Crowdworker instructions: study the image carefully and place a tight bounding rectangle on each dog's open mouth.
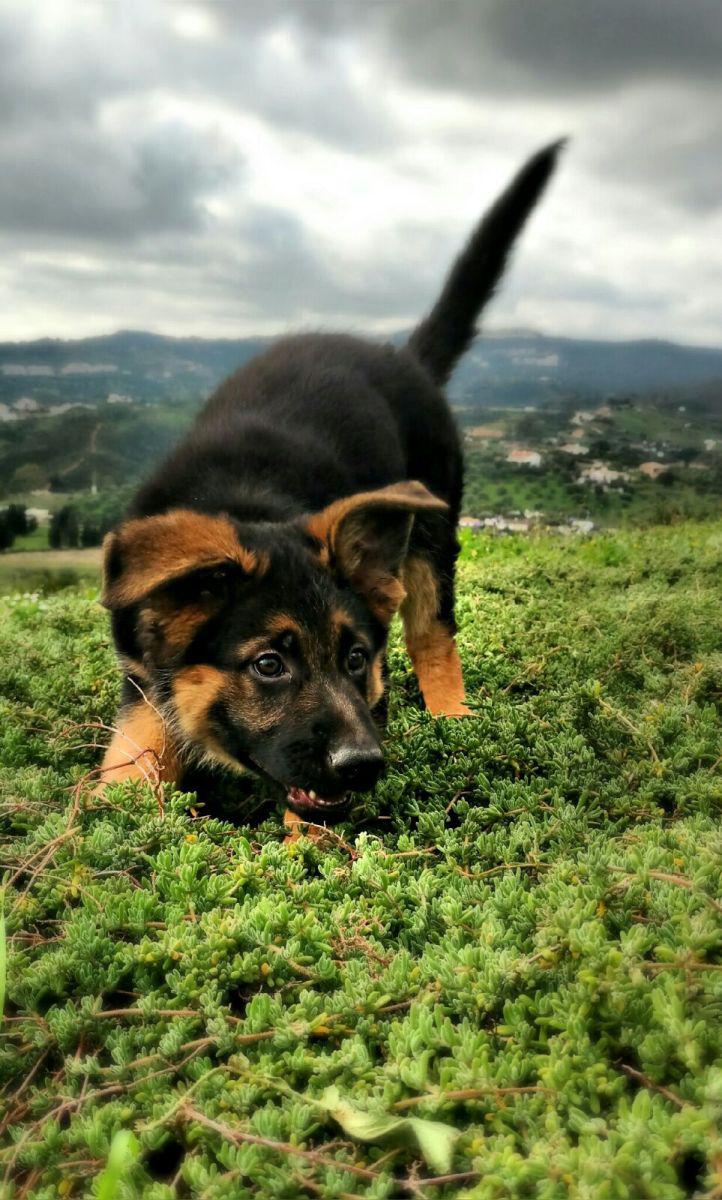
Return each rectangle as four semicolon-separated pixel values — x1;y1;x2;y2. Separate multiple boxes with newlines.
286;786;350;820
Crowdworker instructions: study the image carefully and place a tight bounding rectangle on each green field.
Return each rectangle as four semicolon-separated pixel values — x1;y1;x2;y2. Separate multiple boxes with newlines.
6;526;48;553
2;522;722;1197
0;548;102;596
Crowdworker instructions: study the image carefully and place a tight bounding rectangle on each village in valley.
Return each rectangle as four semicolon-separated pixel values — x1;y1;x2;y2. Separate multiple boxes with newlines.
458;394;722;533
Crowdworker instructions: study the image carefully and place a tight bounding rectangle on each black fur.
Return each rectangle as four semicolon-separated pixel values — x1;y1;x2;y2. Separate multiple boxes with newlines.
131;335;462;527
408;139;565;385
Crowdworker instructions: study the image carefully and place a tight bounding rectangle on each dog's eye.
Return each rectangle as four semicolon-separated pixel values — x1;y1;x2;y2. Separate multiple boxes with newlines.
253;653;286;679
346;645;368;675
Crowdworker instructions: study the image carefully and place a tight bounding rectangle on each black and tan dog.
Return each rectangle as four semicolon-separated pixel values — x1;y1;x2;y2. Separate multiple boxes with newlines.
100;142;562;823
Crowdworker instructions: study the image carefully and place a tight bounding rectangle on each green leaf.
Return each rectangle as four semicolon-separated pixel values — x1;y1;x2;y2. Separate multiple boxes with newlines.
95;1130;139;1200
317;1086;459;1174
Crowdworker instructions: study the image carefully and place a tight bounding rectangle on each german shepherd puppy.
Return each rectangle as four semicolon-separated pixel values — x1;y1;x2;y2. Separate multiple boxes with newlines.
100;142;562;823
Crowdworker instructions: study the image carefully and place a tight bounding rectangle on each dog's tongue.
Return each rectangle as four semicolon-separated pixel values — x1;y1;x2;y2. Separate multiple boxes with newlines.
287;786;348;815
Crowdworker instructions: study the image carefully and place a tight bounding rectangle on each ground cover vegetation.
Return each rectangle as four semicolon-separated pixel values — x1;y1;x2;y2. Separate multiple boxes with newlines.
1;521;721;1198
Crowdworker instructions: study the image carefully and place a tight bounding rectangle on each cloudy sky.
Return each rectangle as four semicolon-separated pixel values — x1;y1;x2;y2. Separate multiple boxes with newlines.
1;0;721;346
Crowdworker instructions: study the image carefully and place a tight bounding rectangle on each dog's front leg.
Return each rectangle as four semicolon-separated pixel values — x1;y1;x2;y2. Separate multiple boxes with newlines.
99;699;181;788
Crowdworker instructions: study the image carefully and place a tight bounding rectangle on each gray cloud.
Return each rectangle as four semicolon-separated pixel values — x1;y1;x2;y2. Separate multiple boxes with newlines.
0;0;719;345
0;118;242;239
0;2;398;152
585;80;722;215
335;0;722;96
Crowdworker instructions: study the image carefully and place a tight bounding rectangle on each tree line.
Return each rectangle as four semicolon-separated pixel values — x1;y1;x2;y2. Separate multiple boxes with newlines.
0;504;37;551
48;489;132;549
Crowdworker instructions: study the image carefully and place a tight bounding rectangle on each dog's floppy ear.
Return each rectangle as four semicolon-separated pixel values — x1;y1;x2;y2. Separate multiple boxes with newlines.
304;481;448;623
101;509;265;610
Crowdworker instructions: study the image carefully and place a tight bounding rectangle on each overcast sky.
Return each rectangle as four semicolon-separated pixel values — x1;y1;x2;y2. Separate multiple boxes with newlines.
1;0;721;346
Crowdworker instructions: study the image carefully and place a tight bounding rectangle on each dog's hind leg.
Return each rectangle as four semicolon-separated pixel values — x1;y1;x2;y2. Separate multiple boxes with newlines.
401;532;471;718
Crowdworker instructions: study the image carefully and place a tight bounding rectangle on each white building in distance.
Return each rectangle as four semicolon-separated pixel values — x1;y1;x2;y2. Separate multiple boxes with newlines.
579;461;630;485
506;447;542;468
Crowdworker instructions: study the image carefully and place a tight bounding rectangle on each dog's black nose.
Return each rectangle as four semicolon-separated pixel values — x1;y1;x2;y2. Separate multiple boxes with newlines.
327;745;384;792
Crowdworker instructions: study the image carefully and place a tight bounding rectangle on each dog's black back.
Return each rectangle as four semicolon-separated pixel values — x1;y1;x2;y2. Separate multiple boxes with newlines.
131;333;463;527
131;141;564;532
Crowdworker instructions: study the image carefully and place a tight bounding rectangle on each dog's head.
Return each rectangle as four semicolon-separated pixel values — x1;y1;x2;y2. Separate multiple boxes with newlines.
102;482;446;819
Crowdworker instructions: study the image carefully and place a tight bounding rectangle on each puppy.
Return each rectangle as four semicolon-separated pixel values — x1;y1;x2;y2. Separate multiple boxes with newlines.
99;142;562;823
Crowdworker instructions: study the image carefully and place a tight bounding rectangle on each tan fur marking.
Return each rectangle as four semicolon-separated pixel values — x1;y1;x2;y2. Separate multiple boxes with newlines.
282;808;330;846
172;663;285;770
308;537;330;568
330;606;359;645
401;556;440;642
365;570;407;625
330;606;348;632
401;555;471;717
265;614;303;637
283;807;305;843
140;597;215;655
172;664;248;771
406;623;471;716
330;566;405;628
100;701;181;787
173;664;226;740
102;509;266;608
305;481;447;545
230;678;285;736
369;650;386;709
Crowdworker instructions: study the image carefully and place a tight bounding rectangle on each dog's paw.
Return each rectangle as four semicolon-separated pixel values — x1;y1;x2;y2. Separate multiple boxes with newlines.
283;807;304;843
283;808;341;847
428;701;474;718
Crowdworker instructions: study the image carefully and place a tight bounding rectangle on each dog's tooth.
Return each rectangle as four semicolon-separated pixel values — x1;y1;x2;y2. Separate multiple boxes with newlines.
308;790;317;801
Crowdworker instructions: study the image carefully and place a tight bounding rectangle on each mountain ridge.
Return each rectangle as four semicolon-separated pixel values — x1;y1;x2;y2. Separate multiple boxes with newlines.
1;328;721;412
2;324;721;355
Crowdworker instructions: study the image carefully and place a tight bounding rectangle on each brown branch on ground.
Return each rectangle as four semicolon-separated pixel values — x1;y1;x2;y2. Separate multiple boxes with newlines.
179;1105;380;1182
393;1084;553;1111
607;865;722;915
618;1062;688;1109
179;1104;480;1195
455;861;550;880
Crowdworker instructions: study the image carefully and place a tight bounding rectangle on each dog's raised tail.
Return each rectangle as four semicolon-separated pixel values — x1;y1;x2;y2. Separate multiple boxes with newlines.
407;139;566;386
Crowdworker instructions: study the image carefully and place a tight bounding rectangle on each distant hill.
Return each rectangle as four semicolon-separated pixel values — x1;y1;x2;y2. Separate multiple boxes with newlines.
448;331;722;407
1;328;721;415
0;330;269;412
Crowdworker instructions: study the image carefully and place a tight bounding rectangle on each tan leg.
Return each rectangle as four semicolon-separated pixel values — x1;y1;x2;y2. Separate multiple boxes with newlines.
401;555;472;717
99;700;181;788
